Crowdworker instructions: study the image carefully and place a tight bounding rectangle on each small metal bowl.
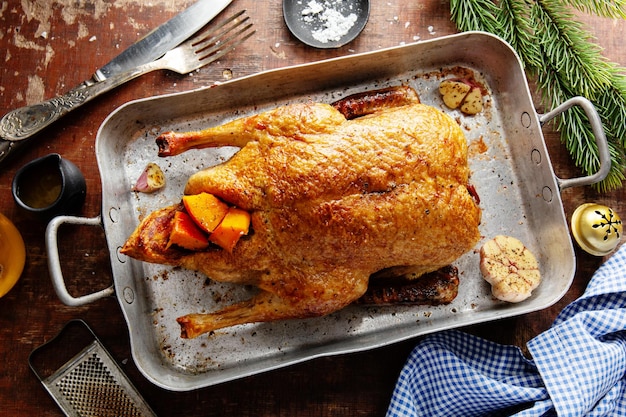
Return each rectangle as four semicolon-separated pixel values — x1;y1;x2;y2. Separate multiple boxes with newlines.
283;0;370;48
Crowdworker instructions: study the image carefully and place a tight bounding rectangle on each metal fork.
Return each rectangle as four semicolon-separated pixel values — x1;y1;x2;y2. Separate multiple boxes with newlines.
0;11;255;142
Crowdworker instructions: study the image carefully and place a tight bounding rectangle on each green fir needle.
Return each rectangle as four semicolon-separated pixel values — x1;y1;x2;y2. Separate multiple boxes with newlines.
449;0;626;192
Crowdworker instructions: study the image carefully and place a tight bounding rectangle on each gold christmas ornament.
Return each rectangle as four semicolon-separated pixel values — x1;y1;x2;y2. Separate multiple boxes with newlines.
571;203;622;256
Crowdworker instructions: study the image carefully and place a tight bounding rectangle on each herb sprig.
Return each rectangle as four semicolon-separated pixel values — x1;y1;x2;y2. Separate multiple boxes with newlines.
449;0;626;192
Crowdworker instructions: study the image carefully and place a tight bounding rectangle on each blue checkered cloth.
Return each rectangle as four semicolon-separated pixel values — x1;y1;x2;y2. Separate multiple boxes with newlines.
387;244;626;416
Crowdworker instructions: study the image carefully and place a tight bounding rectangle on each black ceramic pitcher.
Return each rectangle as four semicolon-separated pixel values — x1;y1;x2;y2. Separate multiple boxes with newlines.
12;153;86;219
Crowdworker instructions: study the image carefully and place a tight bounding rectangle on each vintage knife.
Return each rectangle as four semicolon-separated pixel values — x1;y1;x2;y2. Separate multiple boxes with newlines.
0;0;233;168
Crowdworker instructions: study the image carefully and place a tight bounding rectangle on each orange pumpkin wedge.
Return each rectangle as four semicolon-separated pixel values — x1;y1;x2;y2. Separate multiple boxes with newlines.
209;207;251;252
182;192;229;233
168;211;210;250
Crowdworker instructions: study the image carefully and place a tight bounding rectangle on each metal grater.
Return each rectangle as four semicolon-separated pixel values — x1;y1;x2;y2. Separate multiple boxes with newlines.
29;320;156;417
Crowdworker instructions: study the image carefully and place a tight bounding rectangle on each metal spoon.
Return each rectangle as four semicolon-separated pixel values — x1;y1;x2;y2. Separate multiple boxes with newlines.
283;0;370;48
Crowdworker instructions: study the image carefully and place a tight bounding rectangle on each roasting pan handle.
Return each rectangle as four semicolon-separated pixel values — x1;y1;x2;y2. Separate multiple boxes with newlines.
538;96;611;190
46;215;115;306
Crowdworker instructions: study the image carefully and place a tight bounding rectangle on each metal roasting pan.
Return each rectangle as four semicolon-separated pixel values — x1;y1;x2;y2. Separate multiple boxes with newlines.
46;32;610;391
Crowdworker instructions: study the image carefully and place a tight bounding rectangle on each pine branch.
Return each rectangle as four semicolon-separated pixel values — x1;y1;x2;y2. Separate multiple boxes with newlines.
528;1;626;192
557;0;626;18
530;0;613;99
599;71;626;149
498;0;543;69
449;0;501;33
448;0;626;192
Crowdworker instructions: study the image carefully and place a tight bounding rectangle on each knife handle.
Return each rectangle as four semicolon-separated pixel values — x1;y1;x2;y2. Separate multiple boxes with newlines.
0;62;155;141
0;83;97;142
0;65;153;169
0;77;127;143
0;84;100;169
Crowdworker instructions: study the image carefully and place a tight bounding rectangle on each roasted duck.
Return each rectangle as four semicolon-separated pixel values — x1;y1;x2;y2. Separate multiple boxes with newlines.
122;87;481;338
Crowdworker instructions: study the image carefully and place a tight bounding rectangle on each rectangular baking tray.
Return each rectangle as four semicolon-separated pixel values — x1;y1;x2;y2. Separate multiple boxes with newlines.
51;32;604;390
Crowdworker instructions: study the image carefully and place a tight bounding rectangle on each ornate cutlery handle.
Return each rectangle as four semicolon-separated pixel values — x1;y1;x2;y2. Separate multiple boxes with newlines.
0;66;147;142
0;65;153;168
0;84;94;141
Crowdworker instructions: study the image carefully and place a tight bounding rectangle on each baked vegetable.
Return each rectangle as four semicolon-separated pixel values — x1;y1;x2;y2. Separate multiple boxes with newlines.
460;87;483;115
479;235;541;303
167;211;209;251
208;207;251;252
133;162;166;193
182;192;229;233
439;80;471;109
439;78;483;115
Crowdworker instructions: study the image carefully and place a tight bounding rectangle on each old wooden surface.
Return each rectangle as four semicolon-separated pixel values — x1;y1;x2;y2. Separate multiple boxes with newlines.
1;1;625;415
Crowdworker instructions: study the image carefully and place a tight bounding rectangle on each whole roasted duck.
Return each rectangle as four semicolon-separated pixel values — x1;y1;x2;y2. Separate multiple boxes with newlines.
121;86;481;338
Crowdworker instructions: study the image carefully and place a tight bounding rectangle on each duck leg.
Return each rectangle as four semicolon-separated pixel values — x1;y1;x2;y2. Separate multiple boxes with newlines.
177;267;370;338
156;102;345;157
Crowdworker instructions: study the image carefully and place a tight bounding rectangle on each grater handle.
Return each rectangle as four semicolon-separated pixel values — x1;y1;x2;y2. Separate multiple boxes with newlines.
29;319;157;417
46;215;115;306
28;319;97;382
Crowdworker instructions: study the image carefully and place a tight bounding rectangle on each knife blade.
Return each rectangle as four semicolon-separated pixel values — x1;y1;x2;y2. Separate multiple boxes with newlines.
94;0;233;81
0;0;233;168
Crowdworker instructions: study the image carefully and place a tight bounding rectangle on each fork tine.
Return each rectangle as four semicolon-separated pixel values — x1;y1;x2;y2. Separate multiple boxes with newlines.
195;26;255;64
190;11;249;49
188;10;247;47
195;22;254;56
192;15;255;64
193;17;251;53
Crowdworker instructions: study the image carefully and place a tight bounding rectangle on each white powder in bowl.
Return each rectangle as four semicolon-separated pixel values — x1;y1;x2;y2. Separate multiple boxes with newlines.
301;0;358;44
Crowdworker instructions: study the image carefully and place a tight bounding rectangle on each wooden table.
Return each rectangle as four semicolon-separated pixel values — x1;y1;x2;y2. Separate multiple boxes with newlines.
1;1;624;415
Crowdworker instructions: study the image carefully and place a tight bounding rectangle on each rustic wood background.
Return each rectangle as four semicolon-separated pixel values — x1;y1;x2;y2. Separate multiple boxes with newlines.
1;1;625;415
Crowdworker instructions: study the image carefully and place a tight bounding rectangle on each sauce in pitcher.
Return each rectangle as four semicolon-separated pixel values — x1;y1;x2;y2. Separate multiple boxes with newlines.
14;156;63;209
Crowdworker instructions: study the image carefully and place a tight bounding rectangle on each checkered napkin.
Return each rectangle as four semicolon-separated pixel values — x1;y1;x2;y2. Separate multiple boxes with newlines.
386;244;626;417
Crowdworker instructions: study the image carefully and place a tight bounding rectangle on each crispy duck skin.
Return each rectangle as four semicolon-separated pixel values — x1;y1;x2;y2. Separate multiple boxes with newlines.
157;85;419;157
123;89;481;338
